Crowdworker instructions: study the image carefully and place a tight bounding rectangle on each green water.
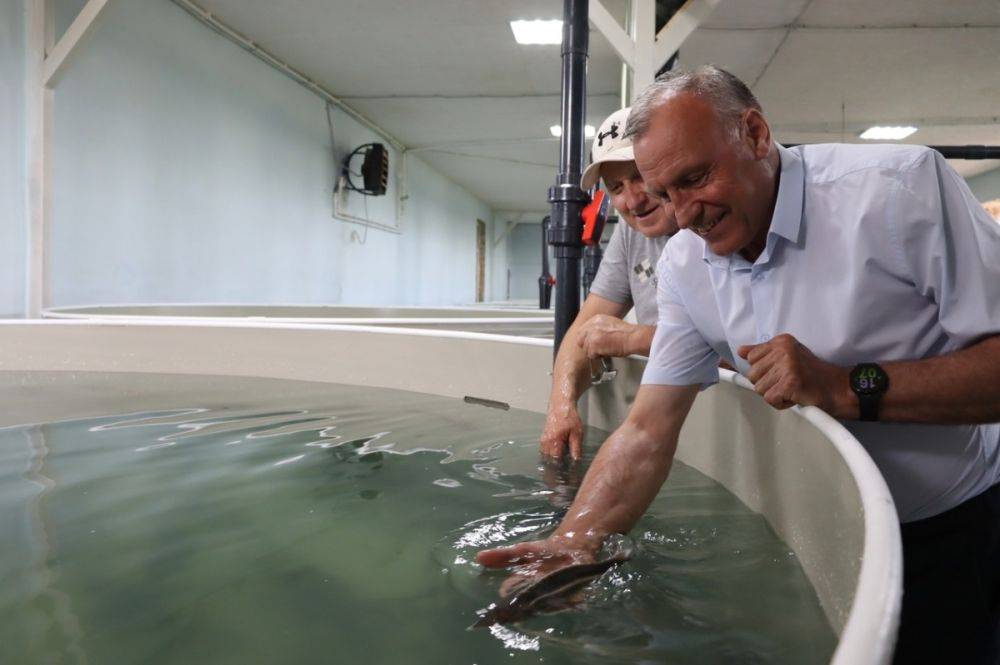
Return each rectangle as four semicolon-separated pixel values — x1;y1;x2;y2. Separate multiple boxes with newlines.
0;372;836;664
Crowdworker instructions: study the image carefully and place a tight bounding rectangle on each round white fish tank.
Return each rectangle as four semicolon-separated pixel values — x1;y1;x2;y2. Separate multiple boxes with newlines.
0;320;901;663
43;304;555;337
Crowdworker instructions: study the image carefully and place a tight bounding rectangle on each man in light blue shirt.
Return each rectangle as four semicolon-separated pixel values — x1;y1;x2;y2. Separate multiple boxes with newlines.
479;66;1000;664
641;133;1000;528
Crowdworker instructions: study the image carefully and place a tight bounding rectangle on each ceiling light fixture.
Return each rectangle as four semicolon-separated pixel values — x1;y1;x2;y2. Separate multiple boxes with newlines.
550;125;596;138
511;20;563;45
859;126;918;141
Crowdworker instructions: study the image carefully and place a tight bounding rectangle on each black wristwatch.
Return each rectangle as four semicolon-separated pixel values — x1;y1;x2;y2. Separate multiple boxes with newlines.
849;363;890;422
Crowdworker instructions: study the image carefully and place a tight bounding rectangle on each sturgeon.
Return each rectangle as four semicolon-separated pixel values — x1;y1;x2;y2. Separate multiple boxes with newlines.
471;552;630;628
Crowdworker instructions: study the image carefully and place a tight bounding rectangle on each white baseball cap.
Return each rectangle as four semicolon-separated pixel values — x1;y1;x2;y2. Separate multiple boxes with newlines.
580;107;633;190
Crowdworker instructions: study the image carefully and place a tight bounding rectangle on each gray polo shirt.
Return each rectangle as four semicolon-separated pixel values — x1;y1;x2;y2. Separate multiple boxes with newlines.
589;221;669;326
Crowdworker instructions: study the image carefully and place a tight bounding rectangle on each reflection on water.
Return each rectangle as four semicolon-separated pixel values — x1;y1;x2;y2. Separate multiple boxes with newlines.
0;373;835;664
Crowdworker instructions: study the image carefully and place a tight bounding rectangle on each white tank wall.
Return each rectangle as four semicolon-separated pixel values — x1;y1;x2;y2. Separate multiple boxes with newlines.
0;0;27;318
0;321;901;663
41;303;555;336
43;304;553;319
47;0;495;308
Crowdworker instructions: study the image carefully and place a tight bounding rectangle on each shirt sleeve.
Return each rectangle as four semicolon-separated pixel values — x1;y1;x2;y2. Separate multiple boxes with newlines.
890;150;1000;346
588;222;634;307
641;250;720;387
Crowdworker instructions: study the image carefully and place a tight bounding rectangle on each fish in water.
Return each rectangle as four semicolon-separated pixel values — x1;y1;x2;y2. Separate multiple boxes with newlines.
471;553;630;628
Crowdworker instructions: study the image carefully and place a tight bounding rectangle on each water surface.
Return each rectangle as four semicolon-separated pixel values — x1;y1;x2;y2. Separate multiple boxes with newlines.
0;372;835;664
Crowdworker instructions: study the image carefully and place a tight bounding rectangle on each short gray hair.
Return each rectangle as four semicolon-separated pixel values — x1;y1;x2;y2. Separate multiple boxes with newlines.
623;65;762;142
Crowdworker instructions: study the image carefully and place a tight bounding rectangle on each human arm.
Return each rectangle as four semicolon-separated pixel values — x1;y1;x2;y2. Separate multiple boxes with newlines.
541;293;632;460
487;243;717;587
480;383;700;583
737;150;1000;423
541;221;636;459
577;317;656;359
738;333;1000;423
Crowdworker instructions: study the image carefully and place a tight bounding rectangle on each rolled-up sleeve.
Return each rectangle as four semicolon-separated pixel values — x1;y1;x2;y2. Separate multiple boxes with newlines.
641;253;720;387
891;150;1000;347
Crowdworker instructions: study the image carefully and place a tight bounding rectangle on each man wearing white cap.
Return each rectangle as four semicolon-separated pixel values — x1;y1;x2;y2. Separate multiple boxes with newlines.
540;107;678;459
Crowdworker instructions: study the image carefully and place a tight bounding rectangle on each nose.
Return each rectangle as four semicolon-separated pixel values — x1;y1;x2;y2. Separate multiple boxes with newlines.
622;178;648;212
671;193;701;230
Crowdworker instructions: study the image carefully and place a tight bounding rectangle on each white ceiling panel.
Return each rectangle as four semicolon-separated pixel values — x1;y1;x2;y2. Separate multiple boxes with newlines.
417;151;554;213
183;0;1000;211
701;0;812;29
801;0;1000;27
196;0;623;97
678;27;788;88
752;28;1000;126
344;93;619;148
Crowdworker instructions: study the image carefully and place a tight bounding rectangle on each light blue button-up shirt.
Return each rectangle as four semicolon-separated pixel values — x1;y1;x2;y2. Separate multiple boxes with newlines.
642;142;1000;522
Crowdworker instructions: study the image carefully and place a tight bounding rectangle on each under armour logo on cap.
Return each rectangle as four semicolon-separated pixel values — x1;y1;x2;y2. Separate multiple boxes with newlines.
597;123;619;147
580;107;633;191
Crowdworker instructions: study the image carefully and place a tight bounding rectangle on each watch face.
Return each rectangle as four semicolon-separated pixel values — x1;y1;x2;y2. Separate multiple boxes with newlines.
851;363;888;395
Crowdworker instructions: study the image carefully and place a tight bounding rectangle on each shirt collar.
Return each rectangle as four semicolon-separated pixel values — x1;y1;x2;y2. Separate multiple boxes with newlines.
703;143;805;269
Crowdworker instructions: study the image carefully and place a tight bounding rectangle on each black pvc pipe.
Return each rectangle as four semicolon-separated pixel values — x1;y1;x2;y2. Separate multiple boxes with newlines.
784;144;1000;160
548;0;589;356
928;145;1000;160
582;244;603;298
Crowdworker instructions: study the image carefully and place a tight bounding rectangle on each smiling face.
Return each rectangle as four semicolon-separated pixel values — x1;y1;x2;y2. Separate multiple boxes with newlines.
601;160;678;239
632;92;779;261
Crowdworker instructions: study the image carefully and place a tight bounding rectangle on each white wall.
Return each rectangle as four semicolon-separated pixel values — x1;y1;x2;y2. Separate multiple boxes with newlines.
506;219;547;302
0;0;27;317
967;167;1000;203
48;0;493;307
500;212;618;306
489;212;514;302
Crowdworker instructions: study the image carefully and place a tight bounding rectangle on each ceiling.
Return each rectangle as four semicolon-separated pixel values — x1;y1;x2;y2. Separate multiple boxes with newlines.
191;0;1000;214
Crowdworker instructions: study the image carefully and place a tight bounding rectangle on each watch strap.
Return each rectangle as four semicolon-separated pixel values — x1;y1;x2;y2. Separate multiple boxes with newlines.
857;392;881;422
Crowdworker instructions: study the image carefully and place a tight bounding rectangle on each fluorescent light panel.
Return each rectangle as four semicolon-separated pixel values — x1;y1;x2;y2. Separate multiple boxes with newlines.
550;125;596;138
511;20;562;45
859;125;918;140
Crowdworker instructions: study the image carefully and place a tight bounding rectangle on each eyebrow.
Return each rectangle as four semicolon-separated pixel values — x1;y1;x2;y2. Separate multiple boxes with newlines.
674;162;712;183
652;161;713;197
647;184;668;200
605;166;642;190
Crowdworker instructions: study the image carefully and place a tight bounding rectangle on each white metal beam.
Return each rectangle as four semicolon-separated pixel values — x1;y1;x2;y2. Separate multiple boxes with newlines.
43;0;114;88
590;1;636;69
653;0;722;74
26;0;52;317
631;0;657;94
493;220;518;248
27;0;115;316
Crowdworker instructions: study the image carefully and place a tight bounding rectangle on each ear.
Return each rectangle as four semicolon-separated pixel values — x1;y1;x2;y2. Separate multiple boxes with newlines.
742;109;771;160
